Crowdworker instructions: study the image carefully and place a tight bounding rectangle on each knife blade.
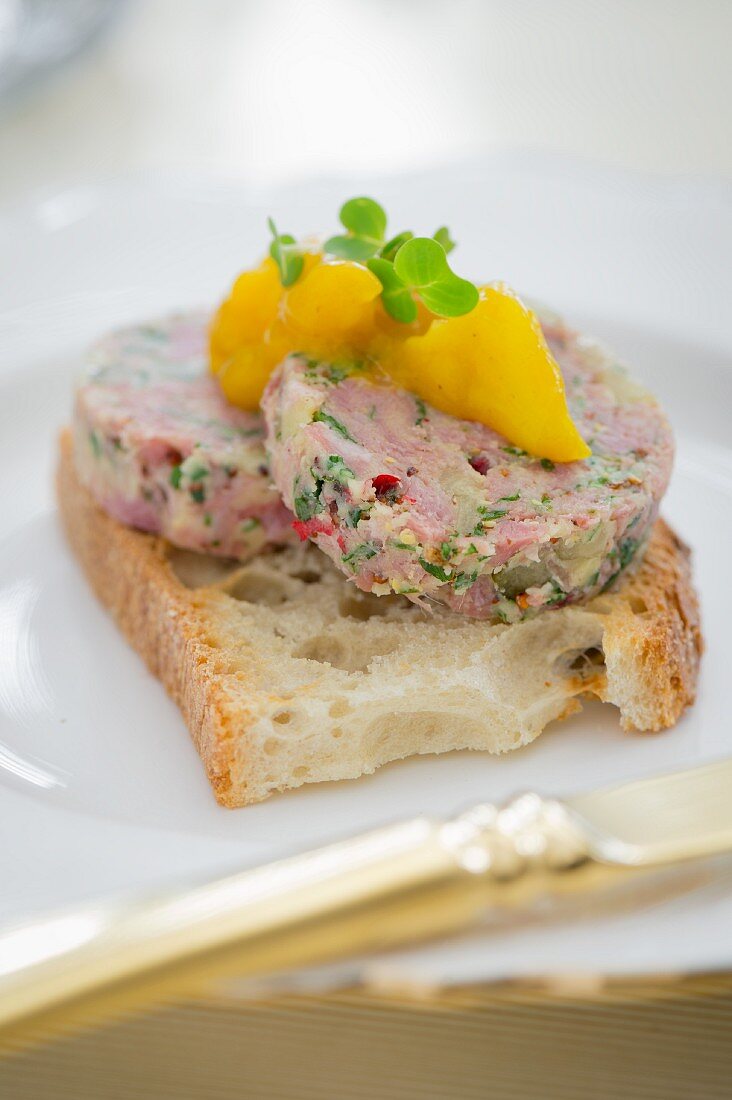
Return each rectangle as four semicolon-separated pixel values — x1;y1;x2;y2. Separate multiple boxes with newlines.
565;757;732;866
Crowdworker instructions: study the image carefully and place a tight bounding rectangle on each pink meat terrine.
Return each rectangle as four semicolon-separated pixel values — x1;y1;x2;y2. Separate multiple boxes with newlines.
73;312;294;559
261;317;674;621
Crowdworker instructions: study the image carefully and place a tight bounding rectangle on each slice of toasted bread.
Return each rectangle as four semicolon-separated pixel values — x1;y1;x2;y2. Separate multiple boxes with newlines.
57;431;702;807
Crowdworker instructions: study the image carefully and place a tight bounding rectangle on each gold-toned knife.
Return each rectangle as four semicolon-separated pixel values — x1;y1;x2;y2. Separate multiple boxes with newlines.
2;757;732;1047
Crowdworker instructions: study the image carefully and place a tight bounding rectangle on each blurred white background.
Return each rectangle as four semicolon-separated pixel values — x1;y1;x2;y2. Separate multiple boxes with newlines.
0;0;730;205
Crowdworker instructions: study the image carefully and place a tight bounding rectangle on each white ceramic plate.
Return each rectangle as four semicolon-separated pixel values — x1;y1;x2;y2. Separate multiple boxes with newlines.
1;156;731;985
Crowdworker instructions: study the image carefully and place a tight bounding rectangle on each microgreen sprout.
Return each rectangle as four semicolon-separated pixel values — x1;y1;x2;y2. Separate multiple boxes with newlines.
324;197;388;261
366;257;418;323
392;237;479;317
267;198;478;324
267;217;304;286
380;230;414;263
432;226;455;254
367;240;479;323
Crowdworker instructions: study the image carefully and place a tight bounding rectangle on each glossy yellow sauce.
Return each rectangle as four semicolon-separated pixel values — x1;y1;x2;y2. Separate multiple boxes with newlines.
209;253;590;462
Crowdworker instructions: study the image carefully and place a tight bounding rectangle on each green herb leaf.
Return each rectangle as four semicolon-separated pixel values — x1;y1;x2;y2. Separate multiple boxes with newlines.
432;226;455;254
478;507;508;522
540;457;555;471
619;537;638;570
324;364;349;384
414;397;428;425
324;454;355;483
420;277;478;317
268;217;304;287
419;557;451;582
339;197;387;242
323;235;382;262
342;541;379;567
169;466;183;489
294;487;323;521
393;237;478;318
472;506;507;534
380;230;414;262
324;197;387;261
546;584;567;606
393;236;447;286
312;409;356;442
453;569;478;592
366;257;418;323
346;506;368;528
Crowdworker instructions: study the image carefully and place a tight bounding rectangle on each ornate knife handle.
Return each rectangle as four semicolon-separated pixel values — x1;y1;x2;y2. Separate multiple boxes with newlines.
440;794;592;883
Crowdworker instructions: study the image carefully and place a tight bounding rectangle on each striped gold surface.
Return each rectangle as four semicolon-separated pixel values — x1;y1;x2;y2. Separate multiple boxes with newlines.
2;973;732;1099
